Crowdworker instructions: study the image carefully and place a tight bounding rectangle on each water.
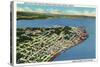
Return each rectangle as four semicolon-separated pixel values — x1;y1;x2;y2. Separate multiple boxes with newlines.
17;17;96;61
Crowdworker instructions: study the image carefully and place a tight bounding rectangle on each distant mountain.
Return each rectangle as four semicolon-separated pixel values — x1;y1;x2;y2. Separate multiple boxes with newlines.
17;11;96;20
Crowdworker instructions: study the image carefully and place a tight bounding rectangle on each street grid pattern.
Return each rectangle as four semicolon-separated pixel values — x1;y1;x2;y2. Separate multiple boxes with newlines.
16;27;88;63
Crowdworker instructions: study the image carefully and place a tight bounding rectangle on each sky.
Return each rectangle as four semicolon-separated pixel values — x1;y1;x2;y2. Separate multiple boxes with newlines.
17;2;96;16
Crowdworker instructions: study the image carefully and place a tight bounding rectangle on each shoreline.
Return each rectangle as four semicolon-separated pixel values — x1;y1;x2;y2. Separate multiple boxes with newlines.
48;31;88;61
17;11;96;20
16;26;88;63
48;39;87;61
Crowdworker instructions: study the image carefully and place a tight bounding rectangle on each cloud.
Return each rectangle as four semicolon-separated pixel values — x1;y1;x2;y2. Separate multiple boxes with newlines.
17;7;25;11
47;9;63;14
82;11;96;16
23;7;33;12
32;8;47;13
35;8;45;12
17;6;96;16
64;10;96;16
64;10;81;15
17;7;33;12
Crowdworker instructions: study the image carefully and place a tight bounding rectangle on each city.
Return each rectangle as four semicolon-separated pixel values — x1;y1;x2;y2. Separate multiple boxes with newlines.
16;26;88;63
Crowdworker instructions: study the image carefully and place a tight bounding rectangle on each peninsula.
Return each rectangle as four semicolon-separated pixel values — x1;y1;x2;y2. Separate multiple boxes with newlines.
16;26;88;63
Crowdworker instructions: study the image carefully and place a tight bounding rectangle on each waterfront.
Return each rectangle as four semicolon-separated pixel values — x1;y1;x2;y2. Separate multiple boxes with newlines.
53;18;96;61
17;17;96;62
